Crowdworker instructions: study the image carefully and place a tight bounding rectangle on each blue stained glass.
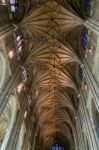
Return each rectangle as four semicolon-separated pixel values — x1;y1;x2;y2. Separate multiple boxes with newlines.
86;0;93;7
49;144;64;150
82;31;88;48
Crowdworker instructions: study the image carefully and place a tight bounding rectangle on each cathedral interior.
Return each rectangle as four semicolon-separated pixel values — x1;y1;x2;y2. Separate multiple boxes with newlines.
0;0;99;150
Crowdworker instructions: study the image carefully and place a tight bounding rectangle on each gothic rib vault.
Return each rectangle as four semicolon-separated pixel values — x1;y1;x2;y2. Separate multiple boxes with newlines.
18;0;84;149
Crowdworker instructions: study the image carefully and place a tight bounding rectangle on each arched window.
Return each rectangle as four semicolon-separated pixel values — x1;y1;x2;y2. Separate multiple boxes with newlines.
85;0;94;16
15;31;24;54
79;67;83;81
10;0;18;13
49;144;64;150
82;30;88;49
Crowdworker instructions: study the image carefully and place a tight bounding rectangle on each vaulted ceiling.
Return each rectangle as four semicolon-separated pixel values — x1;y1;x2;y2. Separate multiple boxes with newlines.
18;0;84;149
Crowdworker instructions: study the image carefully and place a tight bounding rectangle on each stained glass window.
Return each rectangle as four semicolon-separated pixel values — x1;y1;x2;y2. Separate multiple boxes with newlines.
49;144;64;150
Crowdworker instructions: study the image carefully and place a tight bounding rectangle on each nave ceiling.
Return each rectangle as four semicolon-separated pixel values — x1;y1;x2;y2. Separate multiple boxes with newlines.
18;0;84;149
